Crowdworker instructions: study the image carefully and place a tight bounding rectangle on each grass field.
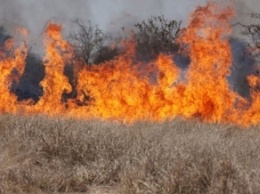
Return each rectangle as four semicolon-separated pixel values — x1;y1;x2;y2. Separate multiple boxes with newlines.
0;115;260;194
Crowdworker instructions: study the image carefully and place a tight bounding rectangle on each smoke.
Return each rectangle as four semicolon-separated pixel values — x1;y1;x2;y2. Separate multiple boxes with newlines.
88;0;208;33
0;0;259;37
0;0;92;50
0;0;209;40
235;0;260;20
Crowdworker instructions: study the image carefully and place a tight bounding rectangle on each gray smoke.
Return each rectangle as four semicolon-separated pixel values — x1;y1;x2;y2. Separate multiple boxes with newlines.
88;0;207;33
0;0;208;44
235;0;260;21
0;0;259;43
0;0;92;51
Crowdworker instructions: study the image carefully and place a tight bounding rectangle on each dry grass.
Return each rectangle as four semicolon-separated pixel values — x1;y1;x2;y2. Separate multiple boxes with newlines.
0;115;260;193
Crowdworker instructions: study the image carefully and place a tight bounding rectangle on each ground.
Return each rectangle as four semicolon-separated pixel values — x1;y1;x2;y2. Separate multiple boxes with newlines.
0;114;260;194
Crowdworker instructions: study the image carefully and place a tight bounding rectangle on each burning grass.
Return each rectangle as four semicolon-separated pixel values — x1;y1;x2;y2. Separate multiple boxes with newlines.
0;114;260;193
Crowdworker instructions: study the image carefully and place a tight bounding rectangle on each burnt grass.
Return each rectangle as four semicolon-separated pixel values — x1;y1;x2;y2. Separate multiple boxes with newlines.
0;115;260;193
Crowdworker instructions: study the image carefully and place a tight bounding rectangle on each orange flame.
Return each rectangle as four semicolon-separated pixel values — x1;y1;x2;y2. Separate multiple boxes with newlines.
0;31;27;113
177;3;237;122
32;23;72;115
1;3;260;127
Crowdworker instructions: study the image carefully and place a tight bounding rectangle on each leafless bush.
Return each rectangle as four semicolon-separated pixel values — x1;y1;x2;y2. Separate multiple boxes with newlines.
70;19;103;65
133;15;181;61
70;20;119;66
237;13;260;64
70;16;181;65
92;45;119;64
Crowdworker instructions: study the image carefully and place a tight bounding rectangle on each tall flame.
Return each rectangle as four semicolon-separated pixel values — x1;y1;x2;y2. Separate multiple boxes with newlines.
0;29;27;113
1;3;260;127
177;4;237;122
33;23;72;115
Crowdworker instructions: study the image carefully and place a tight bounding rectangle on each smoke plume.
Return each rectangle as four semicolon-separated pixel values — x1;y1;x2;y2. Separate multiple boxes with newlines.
0;0;208;40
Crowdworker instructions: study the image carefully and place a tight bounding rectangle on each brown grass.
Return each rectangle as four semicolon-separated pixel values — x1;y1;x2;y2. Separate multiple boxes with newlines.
0;114;260;193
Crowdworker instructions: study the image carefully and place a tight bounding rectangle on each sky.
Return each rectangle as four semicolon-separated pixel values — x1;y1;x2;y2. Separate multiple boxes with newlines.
0;0;259;47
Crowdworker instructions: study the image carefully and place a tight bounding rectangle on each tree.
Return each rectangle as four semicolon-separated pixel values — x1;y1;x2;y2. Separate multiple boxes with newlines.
232;13;260;95
133;15;181;61
237;13;260;64
70;19;104;66
70;19;118;66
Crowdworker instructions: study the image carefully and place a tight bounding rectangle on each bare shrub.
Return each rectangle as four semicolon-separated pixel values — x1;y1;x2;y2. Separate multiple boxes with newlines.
70;20;118;66
133;15;181;61
92;45;119;64
70;16;181;65
70;19;104;66
236;13;260;64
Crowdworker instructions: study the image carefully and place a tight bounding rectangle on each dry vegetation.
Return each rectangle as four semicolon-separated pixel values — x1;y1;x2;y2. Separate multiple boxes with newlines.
0;115;260;193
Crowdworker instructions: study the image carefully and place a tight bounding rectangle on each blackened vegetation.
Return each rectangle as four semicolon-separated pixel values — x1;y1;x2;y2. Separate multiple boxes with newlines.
70;19;119;66
15;53;44;102
239;13;260;64
70;20;103;65
62;63;78;103
0;26;44;102
233;13;260;96
133;16;181;62
93;45;119;64
0;26;11;46
70;16;182;66
228;38;256;98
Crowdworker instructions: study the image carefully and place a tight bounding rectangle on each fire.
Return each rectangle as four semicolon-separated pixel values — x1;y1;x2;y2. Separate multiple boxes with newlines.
0;31;27;113
177;3;237;122
32;23;72;115
1;3;260;126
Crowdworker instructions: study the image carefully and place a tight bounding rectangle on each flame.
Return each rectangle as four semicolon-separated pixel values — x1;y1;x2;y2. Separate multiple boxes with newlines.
1;3;260;127
32;23;72;115
177;3;237;122
0;31;27;113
